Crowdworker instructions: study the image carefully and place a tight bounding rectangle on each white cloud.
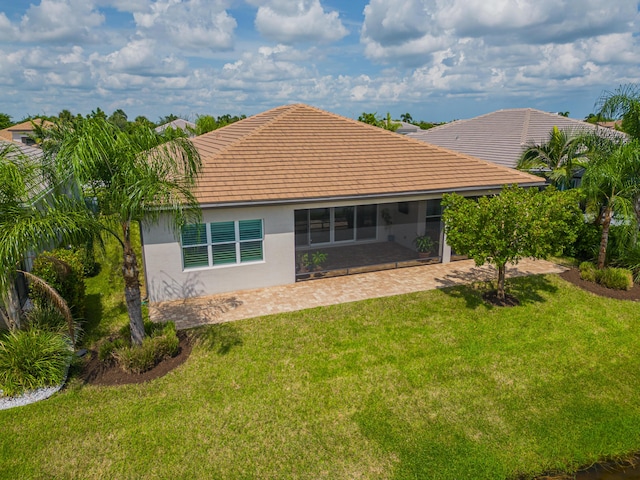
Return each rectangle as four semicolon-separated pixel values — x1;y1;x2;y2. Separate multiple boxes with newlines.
255;0;348;44
361;0;640;66
19;0;104;43
132;0;237;52
1;0;640;124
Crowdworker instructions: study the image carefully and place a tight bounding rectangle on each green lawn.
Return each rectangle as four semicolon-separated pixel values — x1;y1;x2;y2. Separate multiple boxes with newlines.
2;273;640;479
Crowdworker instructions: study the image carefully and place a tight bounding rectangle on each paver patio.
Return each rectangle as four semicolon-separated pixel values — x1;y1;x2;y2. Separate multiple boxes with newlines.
149;258;567;330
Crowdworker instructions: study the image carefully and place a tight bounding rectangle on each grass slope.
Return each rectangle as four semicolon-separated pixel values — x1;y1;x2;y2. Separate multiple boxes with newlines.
1;274;640;479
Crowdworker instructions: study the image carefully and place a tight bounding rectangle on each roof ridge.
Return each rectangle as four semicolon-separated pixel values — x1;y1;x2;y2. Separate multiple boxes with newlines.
194;104;301;158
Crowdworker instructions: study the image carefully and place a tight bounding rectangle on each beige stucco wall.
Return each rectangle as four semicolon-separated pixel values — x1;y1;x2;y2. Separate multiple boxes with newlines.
142;204;295;302
142;189;496;302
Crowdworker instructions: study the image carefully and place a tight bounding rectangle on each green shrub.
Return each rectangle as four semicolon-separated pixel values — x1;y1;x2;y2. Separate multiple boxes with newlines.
0;328;72;397
613;243;640;283
598;267;633;291
97;337;127;363
579;261;597;282
567;222;601;261
111;322;180;374
31;248;86;319
24;305;80;340
79;237;100;277
113;341;158;374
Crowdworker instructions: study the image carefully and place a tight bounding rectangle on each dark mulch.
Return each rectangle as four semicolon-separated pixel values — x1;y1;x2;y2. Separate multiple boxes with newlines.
79;331;193;387
559;268;640;301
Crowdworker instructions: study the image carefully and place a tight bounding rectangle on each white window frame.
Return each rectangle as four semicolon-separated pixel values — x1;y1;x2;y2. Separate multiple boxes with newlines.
181;219;264;270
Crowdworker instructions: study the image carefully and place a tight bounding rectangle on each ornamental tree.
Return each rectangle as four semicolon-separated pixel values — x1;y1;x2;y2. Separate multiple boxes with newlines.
442;185;582;301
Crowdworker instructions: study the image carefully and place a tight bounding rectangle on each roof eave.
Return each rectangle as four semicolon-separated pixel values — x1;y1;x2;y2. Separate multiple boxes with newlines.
196;181;546;209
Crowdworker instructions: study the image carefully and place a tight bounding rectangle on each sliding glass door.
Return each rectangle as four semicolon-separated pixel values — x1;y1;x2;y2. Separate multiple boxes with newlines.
295;204;377;247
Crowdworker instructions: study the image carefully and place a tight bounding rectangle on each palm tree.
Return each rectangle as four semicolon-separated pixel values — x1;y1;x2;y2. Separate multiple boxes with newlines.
517;126;586;190
44;117;202;345
581;139;640;269
0;142;93;331
596;84;640;140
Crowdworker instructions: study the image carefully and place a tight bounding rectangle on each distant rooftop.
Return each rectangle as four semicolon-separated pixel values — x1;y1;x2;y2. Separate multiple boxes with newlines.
155;119;196;136
0;119;53;144
407;108;626;169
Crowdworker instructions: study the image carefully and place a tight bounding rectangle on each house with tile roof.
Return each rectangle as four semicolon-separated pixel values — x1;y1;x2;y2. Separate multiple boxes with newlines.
141;104;545;302
0;119;53;146
407;108;626;169
155;119;196;137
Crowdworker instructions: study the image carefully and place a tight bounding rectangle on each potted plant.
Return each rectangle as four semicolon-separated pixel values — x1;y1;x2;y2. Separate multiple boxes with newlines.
413;235;435;258
311;251;328;276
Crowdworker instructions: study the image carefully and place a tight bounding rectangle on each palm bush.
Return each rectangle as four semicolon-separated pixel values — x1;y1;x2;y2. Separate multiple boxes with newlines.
24;304;81;339
579;261;633;290
0;328;72;397
30;248;86;319
579;261;597;282
598;267;634;290
108;322;180;374
613;242;640;282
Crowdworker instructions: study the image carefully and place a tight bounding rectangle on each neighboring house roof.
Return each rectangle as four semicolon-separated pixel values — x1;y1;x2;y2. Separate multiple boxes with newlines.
407;108;626;169
155;119;196;135
0;119;53;143
395;121;421;135
596;120;623;130
0;139;48;200
190;104;544;206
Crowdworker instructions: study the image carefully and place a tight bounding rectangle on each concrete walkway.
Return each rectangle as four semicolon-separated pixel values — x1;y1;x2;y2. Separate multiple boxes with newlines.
149;259;567;330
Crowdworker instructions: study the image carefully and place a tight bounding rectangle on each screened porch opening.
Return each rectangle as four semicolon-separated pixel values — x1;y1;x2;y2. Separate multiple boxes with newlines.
294;201;442;280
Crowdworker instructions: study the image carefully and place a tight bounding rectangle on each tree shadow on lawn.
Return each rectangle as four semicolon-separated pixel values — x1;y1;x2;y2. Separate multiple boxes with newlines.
82;293;128;345
190;322;243;355
438;274;559;310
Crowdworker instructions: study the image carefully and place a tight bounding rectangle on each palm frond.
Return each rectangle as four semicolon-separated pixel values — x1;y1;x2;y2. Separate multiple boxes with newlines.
20;270;76;346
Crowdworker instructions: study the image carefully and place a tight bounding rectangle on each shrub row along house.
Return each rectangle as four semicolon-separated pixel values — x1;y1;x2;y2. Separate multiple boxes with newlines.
141;104;545;302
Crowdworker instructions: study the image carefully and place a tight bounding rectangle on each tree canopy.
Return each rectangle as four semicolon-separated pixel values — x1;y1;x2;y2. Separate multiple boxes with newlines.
442;185;582;300
357;112;400;131
40;117;202;344
0;113;12;130
517;126;587;190
0;142;96;329
581;138;640;268
596;84;640;140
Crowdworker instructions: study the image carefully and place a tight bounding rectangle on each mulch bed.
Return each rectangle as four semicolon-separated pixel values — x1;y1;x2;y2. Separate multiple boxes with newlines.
79;331;192;387
559;267;640;301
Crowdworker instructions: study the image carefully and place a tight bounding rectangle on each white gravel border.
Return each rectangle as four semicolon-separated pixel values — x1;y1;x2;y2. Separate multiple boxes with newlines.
0;362;71;411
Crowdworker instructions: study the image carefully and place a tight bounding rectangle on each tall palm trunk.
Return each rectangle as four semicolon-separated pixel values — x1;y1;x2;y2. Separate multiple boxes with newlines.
597;207;613;269
122;224;145;346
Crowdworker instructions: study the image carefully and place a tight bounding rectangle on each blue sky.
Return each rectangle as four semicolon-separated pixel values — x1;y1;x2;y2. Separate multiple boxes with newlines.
1;0;639;124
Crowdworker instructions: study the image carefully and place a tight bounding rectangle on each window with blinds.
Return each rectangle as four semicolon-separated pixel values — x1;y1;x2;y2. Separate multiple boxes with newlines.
181;219;264;269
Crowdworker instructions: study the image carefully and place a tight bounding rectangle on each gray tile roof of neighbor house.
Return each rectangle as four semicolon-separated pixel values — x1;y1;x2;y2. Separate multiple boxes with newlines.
155;119;196;136
1;139;49;201
407;108;627;169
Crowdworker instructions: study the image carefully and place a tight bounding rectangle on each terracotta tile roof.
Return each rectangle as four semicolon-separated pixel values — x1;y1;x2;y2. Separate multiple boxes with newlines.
0;119;53;142
191;104;545;205
407;108;627;169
